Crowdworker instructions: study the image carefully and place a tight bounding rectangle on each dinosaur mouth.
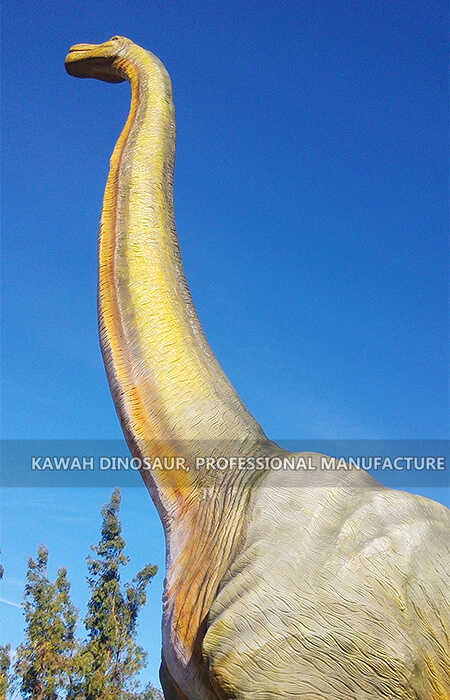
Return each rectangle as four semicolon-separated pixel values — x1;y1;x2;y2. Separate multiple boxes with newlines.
65;44;125;83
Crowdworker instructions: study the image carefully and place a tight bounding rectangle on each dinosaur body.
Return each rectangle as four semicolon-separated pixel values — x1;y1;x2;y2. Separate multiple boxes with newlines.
205;464;449;699
65;37;449;699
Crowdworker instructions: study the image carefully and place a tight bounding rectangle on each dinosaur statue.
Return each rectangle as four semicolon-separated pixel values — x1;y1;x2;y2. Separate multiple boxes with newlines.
65;36;449;699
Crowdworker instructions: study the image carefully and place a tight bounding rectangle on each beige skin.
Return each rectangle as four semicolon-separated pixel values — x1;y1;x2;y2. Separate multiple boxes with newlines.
65;37;449;699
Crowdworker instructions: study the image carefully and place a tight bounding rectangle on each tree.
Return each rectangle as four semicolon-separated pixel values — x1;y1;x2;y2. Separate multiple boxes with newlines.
75;488;157;699
0;643;11;699
0;548;11;700
140;682;164;699
0;558;11;699
14;545;78;699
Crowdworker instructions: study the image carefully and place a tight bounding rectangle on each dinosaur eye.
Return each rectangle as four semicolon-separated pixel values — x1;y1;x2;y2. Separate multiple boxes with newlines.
110;36;121;41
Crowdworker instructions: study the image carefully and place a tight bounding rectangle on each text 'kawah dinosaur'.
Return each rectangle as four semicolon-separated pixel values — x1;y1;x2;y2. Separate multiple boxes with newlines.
65;36;449;699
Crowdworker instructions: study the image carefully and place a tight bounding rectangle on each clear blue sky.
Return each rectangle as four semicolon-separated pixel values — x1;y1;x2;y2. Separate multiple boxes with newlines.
2;0;448;691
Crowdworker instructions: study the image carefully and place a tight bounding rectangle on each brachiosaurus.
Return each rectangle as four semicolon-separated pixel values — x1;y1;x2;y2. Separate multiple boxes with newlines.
65;36;449;699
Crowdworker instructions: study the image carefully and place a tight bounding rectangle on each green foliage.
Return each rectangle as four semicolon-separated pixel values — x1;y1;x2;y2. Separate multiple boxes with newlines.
0;643;11;698
73;488;158;699
3;490;159;699
14;545;78;699
136;682;164;699
0;552;11;698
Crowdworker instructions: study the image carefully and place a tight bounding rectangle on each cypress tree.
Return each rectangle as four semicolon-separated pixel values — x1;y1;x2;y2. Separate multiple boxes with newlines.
0;643;11;699
0;559;11;699
14;545;78;699
76;488;157;699
140;682;164;699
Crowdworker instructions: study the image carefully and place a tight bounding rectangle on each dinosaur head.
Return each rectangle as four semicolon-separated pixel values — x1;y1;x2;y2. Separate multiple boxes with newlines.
64;36;133;83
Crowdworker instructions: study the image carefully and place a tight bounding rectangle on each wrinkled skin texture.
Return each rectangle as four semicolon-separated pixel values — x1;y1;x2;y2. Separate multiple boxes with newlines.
65;37;450;699
206;464;449;699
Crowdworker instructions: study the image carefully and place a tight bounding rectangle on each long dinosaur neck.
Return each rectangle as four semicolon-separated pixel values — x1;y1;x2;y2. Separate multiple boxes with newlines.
98;47;268;521
93;45;285;677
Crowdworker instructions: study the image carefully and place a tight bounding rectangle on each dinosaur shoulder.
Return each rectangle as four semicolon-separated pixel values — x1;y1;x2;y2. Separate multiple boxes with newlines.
203;471;450;698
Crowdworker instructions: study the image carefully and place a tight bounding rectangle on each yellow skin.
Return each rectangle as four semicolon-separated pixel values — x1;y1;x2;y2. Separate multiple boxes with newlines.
65;37;449;699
